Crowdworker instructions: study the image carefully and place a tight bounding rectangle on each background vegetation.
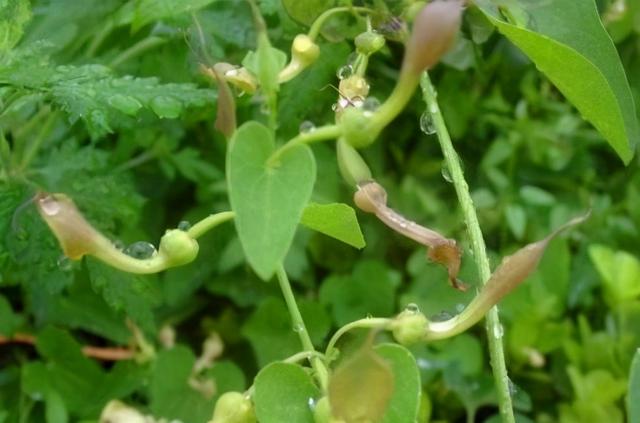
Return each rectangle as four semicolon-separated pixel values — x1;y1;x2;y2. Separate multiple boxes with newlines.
0;0;639;422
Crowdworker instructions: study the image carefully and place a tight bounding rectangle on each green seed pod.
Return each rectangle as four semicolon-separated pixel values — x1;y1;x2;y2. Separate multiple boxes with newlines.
337;138;372;187
209;392;256;423
159;229;199;266
340;107;374;148
391;309;429;345
355;31;386;55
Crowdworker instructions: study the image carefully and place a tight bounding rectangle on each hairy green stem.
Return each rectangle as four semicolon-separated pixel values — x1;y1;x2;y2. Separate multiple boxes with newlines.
268;124;342;165
324;317;392;363
276;265;329;390
420;72;515;423
187;211;235;239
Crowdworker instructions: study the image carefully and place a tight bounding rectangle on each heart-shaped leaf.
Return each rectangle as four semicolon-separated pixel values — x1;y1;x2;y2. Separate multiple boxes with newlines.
475;0;639;163
227;121;316;280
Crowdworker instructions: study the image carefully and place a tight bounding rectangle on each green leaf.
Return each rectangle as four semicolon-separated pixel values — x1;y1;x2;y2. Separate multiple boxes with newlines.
629;349;640;423
242;297;330;367
505;204;527;240
282;0;333;25
227;121;316;280
319;261;400;326
86;258;161;334
253;362;320;423
0;294;23;337
0;0;31;52
476;0;639;163
588;244;640;306
300;202;365;249
132;0;218;31
375;343;421;423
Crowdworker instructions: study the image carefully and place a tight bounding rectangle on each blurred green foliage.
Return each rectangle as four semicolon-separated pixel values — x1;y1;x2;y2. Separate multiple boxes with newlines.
0;0;639;422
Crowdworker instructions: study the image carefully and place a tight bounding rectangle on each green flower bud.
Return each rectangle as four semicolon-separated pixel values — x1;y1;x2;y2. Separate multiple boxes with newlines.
292;34;320;66
209;392;256;423
391;308;428;345
337;138;372;187
159;229;199;266
339;107;374;148
355;31;386;55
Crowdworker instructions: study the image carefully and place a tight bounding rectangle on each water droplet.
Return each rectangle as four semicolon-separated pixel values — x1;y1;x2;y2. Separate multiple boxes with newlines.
177;220;191;231
38;196;61;216
124;241;157;259
362;96;380;112
299;120;316;134
508;378;518;397
431;311;453;322
336;65;353;80
113;240;125;250
441;162;453;183
293;323;304;333
419;111;436;135
307;397;316;410
493;324;504;339
150;96;182;119
404;303;420;314
108;94;143;116
57;256;73;271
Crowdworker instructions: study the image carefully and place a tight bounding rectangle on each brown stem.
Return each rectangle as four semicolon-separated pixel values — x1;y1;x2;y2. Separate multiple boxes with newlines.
0;333;135;361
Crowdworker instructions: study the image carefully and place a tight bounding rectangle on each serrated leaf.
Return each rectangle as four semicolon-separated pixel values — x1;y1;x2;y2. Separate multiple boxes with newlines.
0;63;216;137
253;362;320;423
476;0;639;163
629;349;640;423
0;0;31;52
300;202;365;248
132;0;218;31
227;121;316;280
86;258;160;334
375;343;421;423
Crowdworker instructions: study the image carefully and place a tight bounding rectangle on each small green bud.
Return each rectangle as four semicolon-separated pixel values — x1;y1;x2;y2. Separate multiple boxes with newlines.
339;107;375;148
292;34;320;66
209;392;256;423
391;309;428;345
337;138;372;187
159;229;199;266
355;31;386;55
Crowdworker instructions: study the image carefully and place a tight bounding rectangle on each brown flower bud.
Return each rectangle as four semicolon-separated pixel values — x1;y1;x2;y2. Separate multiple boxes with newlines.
402;0;464;75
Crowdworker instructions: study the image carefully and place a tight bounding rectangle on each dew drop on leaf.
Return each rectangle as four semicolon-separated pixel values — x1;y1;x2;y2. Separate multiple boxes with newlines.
57;256;72;271
419;111;436;134
108;94;143;116
124;241;157;259
177;220;191;231
336;65;353;80
299;120;316;133
150;96;182;119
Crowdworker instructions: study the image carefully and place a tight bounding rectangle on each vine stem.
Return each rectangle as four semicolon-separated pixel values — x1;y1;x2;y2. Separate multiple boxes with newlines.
420;72;515;423
275;265;329;391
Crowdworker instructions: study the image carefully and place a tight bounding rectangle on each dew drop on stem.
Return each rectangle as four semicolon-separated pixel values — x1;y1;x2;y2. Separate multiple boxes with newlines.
292;323;304;333
336;65;353;80
124;241;157;259
299;120;316;134
493;323;504;339
177;220;191;231
419;111;436;135
441;161;453;183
